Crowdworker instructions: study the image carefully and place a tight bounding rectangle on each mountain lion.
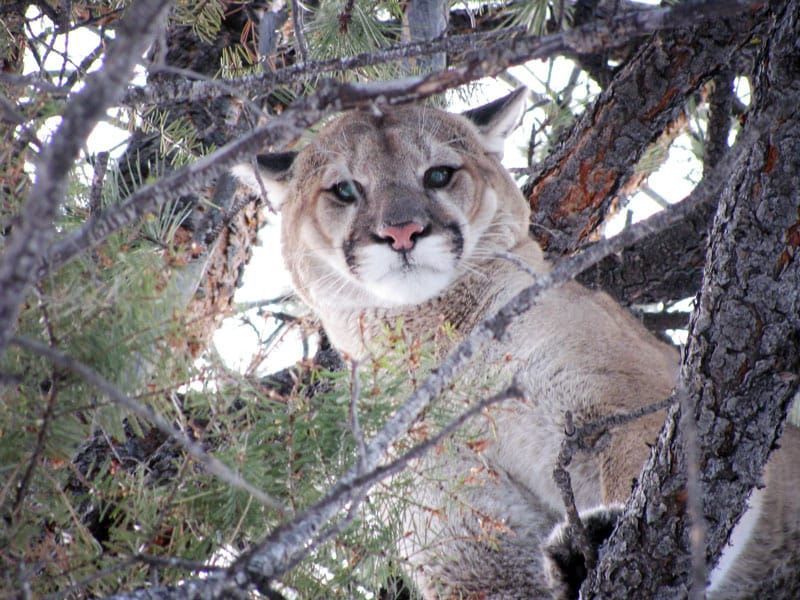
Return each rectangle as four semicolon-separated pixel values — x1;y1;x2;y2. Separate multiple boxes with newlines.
235;89;800;598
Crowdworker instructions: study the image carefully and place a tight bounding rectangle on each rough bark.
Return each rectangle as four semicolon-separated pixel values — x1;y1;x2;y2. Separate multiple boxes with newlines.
114;1;271;357
584;1;800;596
525;4;764;256
568;0;656;86
577;201;714;304
576;68;736;306
406;0;448;72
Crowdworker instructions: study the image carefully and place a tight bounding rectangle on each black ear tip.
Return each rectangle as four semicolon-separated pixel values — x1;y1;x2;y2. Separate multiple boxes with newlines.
462;86;528;127
256;151;297;174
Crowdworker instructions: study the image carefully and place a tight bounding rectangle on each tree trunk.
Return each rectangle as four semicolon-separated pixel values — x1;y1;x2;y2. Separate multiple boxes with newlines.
584;1;800;596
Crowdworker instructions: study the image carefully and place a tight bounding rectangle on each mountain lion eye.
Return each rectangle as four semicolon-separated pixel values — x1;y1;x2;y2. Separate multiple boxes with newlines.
330;180;363;203
423;166;456;189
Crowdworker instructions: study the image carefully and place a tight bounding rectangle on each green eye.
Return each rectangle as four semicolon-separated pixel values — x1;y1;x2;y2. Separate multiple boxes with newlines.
423;166;456;189
330;180;363;203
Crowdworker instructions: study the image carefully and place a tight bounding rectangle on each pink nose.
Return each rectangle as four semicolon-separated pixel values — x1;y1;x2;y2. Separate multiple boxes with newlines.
377;222;425;251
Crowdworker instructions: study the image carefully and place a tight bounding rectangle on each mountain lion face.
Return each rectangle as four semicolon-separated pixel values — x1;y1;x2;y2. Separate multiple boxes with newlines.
242;91;531;311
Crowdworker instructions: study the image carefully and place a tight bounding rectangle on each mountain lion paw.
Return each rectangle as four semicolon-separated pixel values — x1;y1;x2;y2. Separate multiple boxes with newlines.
542;504;623;599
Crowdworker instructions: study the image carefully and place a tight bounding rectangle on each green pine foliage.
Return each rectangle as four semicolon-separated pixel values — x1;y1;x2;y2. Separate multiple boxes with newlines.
306;0;405;81
174;0;226;45
509;0;573;35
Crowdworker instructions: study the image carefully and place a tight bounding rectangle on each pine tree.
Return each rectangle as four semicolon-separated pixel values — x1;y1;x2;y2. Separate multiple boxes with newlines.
0;1;798;598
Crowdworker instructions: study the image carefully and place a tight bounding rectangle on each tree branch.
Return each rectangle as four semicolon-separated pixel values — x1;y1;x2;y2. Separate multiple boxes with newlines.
406;0;448;73
584;4;800;593
525;0;764;255
123;0;758;110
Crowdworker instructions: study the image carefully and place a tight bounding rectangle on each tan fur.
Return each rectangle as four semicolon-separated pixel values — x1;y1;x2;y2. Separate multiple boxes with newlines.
251;97;800;598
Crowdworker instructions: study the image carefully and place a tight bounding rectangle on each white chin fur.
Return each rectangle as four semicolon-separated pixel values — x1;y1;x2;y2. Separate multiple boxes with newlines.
356;236;456;306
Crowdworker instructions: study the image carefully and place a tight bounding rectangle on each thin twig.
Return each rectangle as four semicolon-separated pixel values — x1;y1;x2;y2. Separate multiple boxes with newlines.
290;0;309;62
64;37;109;90
0;93;42;149
11;336;286;513
553;411;597;570
493;251;539;279
235;294;295;312
0;72;65;93
348;359;367;472
133;554;226;573
569;395;676;453
12;366;59;514
89;151;110;214
12;287;61;514
551;395;678;573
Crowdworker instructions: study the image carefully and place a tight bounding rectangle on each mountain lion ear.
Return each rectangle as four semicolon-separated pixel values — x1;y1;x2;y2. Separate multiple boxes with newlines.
231;151;297;209
463;87;528;159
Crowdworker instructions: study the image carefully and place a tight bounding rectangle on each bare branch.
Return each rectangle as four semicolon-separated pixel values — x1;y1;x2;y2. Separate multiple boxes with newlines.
123;0;757;109
553;411;597;570
290;0;309;63
123;28;520;107
407;0;448;73
89;151;110;215
12;351;59;513
493;251;539;279
348;360;367;472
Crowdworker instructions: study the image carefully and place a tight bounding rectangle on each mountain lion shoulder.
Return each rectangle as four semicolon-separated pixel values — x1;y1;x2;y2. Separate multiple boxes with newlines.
236;89;800;598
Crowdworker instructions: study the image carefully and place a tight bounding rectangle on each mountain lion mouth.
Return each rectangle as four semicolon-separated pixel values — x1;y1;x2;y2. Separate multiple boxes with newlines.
349;233;460;305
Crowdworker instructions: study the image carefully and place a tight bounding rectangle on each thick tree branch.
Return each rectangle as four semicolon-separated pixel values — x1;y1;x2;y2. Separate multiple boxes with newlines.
525;1;764;255
577;200;714;304
0;0;172;360
584;3;800;594
406;0;448;73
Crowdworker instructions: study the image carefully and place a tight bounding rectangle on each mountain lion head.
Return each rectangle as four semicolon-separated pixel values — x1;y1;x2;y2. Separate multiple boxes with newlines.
235;89;532;312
